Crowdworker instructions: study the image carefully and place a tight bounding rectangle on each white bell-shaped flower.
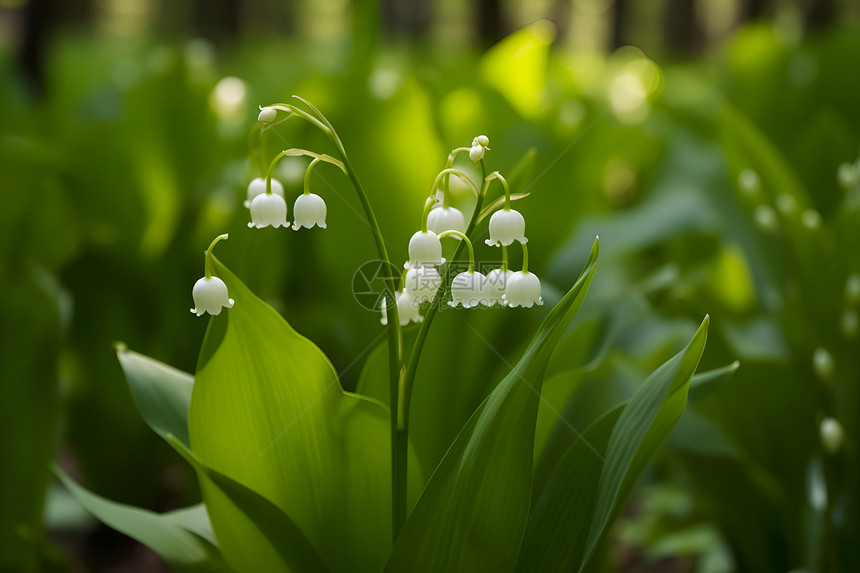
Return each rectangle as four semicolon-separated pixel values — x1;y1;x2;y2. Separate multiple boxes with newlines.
190;276;234;317
469;135;489;163
485;208;527;247
427;206;467;236
404;266;441;302
485;268;514;306
380;291;423;326
245;177;284;208
258;106;277;122
292;193;327;230
248;192;288;229
503;271;543;308
449;271;489;308
406;230;444;268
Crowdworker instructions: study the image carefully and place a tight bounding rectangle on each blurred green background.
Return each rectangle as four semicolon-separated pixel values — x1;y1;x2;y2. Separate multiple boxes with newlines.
1;0;859;571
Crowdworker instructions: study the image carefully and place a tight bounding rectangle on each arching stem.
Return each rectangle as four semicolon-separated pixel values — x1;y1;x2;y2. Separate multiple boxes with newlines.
438;230;475;273
303;157;321;196
204;234;229;280
521;242;529;273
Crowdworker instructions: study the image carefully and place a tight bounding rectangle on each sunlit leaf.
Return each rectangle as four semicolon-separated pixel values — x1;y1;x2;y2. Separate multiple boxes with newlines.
189;257;418;573
385;238;598;572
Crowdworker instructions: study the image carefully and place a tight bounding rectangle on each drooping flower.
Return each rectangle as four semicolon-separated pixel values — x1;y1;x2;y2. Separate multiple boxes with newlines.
820;417;845;454
449;271;489;308
485;208;527;247
427;206;467;236
404;266;441;303
503;271;543;308
380;291;423;326
485;268;514;306
469;135;490;163
248;192;288;229
292;193;327;230
190;276;234;316
257;106;277;122
405;230;444;268
245;177;285;208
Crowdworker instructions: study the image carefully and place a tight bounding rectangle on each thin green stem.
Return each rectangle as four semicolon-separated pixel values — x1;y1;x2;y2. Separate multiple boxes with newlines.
204;234;229;280
438;230;475;273
290;99;407;541
501;244;508;273
430;168;479;202
486;171;512;209
265;151;289;194
521;243;529;273
398;159;488;497
420;197;435;232
442;147;471;208
303;157;321;196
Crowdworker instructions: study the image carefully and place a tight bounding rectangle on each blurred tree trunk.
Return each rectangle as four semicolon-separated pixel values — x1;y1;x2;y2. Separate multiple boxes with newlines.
193;0;241;43
741;0;767;21
802;0;835;32
382;0;432;38
611;0;628;49
662;0;704;55
475;0;507;47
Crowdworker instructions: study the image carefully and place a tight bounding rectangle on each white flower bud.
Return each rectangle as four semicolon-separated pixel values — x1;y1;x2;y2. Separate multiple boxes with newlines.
845;273;860;303
754;205;778;232
775;193;796;215
380;291;422;326
257;106;277;122
504;271;543;308
469;144;484;163
838;162;857;190
292;193;327;230
801;209;821;230
448;271;489;308
404;266;441;303
820;417;845;454
245;177;284;208
474;135;489;148
738;169;760;196
813;347;834;381
248;192;288;229
485;268;514;306
406;230;444;268
485;208;527;247
427;206;467;236
190;276;234;317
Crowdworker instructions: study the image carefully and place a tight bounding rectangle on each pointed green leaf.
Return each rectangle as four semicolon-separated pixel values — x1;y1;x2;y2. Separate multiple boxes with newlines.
384;238;599;573
53;467;227;572
515;317;709;572
476;193;532;225
116;345;193;448
189;257;409;573
168;436;330;573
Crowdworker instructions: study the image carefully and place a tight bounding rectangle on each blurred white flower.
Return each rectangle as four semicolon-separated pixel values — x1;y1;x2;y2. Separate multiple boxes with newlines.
504;271;543;308
404;266;441;303
449;271;488;308
245;177;284;209
427;206;466;236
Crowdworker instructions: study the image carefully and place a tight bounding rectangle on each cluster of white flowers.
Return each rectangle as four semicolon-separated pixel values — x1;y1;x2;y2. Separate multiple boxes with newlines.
381;137;543;326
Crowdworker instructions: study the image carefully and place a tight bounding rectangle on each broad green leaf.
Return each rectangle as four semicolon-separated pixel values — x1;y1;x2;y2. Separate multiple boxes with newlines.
162;505;217;547
116;345;193;448
190;257;411;573
53;467;227;572
516;316;709;572
480;20;555;118
168;436;330;573
385;238;598;573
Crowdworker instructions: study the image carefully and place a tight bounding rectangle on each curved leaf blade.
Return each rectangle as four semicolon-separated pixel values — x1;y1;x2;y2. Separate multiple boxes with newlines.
53;467;226;572
116;345;193;448
385;238;599;573
516;316;709;572
168;436;330;573
189;257;404;573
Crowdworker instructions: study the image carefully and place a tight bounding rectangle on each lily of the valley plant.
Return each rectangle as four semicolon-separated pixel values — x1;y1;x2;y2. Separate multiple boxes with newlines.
56;97;727;573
